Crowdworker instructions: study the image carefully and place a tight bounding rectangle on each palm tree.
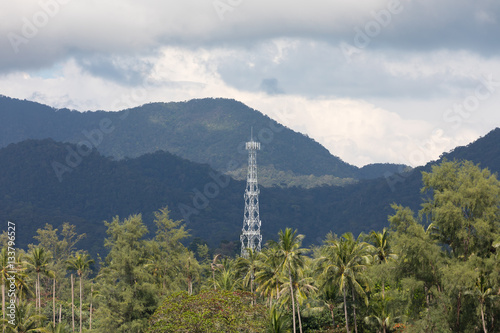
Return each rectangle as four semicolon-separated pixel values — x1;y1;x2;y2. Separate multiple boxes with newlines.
465;274;497;333
210;254;223;290
26;247;54;312
13;253;31;304
181;251;200;295
214;266;242;291
270;228;308;333
0;301;46;333
369;228;397;299
46;322;70;333
316;232;371;333
279;270;316;333
364;313;393;333
89;283;95;331
319;283;341;329
66;252;94;333
363;295;399;333
144;252;168;294
255;247;283;305
70;274;74;332
266;303;289;333
52;278;55;326
0;248;10;332
235;248;259;304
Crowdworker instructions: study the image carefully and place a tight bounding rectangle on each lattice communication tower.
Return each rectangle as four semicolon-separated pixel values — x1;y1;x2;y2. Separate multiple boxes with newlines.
240;132;262;257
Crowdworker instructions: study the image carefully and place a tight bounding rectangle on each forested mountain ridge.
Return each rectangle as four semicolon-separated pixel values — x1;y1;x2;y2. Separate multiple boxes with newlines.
1;127;499;256
0;138;346;254
0;95;405;186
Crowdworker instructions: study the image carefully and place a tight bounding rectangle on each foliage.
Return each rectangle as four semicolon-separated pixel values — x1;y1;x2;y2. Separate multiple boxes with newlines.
45;322;71;333
386;160;500;332
0;301;47;332
1;150;500;332
66;251;93;333
315;232;371;333
2;128;500;256
421;159;500;258
227;165;357;188
148;290;267;332
94;214;159;332
266;303;290;333
270;228;308;333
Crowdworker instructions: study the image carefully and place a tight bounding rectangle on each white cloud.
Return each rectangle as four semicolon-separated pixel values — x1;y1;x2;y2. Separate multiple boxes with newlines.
246;95;436;166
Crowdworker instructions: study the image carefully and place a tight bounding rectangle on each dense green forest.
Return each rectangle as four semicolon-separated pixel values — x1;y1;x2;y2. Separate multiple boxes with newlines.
0;138;400;254
0;95;406;186
1;127;500;257
2;159;499;332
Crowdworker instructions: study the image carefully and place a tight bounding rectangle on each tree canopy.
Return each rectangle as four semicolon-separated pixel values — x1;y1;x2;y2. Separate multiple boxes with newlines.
1;159;499;332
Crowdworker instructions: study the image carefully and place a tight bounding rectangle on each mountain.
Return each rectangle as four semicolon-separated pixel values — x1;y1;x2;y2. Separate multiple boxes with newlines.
0;95;405;185
1;128;498;256
0;138;335;253
345;127;500;228
357;163;411;179
438;127;500;168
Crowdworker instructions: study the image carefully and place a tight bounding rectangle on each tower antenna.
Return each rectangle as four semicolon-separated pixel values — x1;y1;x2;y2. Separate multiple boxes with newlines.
240;129;262;257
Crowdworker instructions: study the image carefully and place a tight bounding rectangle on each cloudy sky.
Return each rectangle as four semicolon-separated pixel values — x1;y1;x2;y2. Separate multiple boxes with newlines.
1;0;499;167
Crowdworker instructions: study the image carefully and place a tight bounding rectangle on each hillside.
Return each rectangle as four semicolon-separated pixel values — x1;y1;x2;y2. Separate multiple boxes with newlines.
0;138;345;253
0;95;405;185
1;128;498;255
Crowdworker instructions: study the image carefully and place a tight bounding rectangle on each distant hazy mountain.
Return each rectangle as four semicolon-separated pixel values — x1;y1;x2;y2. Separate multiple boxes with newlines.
0;95;406;186
1;128;498;255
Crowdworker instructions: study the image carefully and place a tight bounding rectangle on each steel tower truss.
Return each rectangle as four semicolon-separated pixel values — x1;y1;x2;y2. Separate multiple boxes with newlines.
240;136;262;258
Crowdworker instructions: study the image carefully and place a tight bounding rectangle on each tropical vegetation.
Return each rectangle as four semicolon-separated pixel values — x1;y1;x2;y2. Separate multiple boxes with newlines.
0;159;499;332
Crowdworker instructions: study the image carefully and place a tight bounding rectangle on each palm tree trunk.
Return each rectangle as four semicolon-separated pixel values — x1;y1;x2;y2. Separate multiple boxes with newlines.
297;297;303;333
329;304;335;329
79;275;83;333
288;268;296;333
352;289;358;333
250;273;254;306
71;274;75;332
53;278;56;325
59;303;62;323
2;279;5;333
481;302;487;333
424;285;429;307
276;280;279;300
343;286;350;333
382;279;385;300
2;279;5;328
212;268;216;290
90;284;93;331
456;291;461;331
37;272;41;310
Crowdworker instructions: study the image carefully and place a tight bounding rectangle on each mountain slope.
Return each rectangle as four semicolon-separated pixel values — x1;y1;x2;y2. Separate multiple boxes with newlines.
0;139;223;253
1;128;498;255
0;139;352;254
0;96;404;183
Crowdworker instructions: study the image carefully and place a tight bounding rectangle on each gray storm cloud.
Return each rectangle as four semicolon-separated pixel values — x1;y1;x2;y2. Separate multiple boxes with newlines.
1;0;499;72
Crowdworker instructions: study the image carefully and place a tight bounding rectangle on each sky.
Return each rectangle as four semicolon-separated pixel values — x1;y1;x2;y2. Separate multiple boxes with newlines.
1;0;500;167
